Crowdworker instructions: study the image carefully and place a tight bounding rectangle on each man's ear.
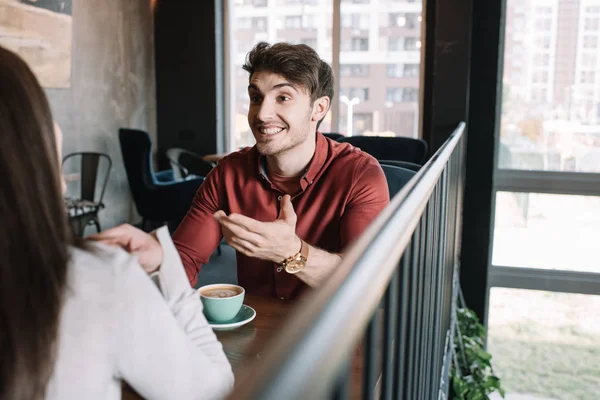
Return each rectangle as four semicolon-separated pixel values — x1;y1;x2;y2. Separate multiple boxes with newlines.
312;96;330;122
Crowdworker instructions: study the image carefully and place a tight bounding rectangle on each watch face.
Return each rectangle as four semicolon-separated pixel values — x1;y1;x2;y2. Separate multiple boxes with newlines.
285;260;305;274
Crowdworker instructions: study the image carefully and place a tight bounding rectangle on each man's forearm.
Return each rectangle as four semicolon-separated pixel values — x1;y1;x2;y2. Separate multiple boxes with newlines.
295;244;342;287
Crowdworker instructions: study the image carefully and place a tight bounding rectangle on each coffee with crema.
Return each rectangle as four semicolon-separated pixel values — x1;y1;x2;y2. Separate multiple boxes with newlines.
201;285;242;299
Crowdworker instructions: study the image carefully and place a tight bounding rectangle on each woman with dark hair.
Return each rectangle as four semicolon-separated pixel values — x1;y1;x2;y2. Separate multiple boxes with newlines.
0;46;233;400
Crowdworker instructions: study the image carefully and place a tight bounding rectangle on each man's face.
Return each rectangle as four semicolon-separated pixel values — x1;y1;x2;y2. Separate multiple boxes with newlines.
247;71;315;156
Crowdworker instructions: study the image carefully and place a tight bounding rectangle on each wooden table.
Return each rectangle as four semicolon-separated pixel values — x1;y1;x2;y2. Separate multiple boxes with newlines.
215;295;294;374
123;295;367;399
122;295;294;400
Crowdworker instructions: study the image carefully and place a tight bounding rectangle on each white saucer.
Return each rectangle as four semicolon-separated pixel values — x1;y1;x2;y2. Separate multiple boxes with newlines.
208;305;256;330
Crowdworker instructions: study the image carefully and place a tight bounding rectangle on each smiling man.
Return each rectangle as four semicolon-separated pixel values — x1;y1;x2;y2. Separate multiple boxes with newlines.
173;42;389;300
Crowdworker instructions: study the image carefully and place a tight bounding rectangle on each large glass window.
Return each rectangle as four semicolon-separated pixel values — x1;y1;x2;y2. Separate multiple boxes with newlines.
490;2;600;399
487;288;600;400
229;0;333;149
228;0;422;147
492;192;600;273
339;0;422;137
500;0;600;172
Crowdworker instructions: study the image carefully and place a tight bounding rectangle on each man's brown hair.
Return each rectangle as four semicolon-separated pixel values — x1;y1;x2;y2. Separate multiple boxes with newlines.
243;42;334;128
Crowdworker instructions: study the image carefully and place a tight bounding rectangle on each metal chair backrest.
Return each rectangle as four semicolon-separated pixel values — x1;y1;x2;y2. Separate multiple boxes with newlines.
62;152;112;205
166;148;214;179
379;159;422;172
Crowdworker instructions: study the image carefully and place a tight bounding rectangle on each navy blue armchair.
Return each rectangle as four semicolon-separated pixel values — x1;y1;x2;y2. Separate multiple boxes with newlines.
380;164;417;198
337;136;428;165
119;128;204;231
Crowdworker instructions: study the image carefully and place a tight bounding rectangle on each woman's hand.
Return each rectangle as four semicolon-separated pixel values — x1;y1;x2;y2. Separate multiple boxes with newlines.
89;224;163;274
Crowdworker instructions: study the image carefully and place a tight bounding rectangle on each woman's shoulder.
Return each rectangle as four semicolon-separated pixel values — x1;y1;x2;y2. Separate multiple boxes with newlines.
68;242;141;285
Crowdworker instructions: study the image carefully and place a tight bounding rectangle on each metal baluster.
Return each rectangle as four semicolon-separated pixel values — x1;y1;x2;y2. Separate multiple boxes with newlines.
424;185;436;400
414;212;427;398
433;168;448;390
382;269;399;400
363;313;379;400
332;355;351;400
422;196;434;399
404;225;420;399
394;248;411;400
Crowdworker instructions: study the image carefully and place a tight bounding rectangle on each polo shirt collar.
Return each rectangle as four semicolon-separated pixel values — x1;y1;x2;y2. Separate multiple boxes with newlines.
256;132;328;191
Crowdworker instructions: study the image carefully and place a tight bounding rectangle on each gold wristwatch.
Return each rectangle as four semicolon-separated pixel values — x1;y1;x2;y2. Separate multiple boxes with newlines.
278;240;309;274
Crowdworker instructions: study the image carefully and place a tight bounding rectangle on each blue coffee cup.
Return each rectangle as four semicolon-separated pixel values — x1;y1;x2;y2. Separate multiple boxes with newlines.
198;284;245;323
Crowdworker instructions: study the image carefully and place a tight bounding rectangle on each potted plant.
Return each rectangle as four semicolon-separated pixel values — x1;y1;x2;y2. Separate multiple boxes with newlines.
450;291;505;400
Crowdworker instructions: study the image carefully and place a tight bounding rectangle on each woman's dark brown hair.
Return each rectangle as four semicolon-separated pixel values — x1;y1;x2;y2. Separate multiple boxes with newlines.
0;46;73;399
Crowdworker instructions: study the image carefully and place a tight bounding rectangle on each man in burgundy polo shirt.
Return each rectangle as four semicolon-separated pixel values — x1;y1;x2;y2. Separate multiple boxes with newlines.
172;42;389;300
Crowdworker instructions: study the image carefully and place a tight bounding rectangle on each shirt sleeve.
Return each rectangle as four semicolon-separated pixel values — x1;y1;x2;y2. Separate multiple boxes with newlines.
115;227;234;400
339;156;390;250
172;164;224;286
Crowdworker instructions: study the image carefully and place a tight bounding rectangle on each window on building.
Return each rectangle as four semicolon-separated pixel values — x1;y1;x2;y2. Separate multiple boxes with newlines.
581;71;596;83
386;88;403;103
342;37;369;51
340;64;370;77
342;13;370;30
404;63;419;77
585;6;600;14
581;53;596;67
405;13;421;29
534;53;550;66
340;87;369;102
403;87;418;101
388;13;406;27
285;16;303;29
535;6;552;14
253;17;267;31
353;113;373;135
535;36;551;49
404;37;421;50
387;64;403;77
238;17;252;30
584;18;600;30
583;35;599;48
535;18;552;30
388;37;402;51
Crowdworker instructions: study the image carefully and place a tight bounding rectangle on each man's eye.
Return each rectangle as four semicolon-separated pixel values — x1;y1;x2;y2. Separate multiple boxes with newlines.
278;95;291;102
249;95;262;103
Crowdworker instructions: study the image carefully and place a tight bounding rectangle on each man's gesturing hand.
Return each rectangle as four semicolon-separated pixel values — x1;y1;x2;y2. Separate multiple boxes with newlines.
213;194;301;263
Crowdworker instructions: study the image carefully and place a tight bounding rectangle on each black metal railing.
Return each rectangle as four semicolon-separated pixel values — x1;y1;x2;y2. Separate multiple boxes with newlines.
228;122;466;400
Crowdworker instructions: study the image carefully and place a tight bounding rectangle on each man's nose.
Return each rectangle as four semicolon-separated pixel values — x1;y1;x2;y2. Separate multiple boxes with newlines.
256;98;275;121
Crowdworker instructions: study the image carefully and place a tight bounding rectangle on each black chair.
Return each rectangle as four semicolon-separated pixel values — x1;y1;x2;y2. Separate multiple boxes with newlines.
380;164;417;198
322;132;345;141
63;152;112;236
166;148;215;180
338;136;428;165
119;129;204;231
379;159;422;172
